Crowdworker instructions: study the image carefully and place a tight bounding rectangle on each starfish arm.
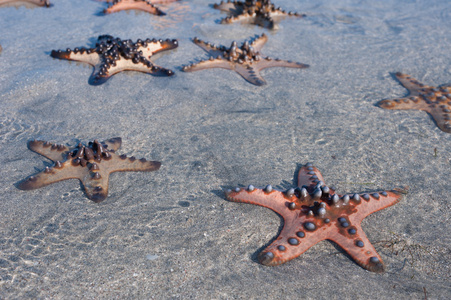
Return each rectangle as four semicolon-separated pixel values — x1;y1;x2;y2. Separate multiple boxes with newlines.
182;58;233;72
89;59;174;85
378;96;451;133
139;39;178;57
220;12;255;25
431;109;451;133
150;0;179;3
297;165;326;187
268;8;305;20
225;187;293;215
253;57;309;71
258;217;333;266
98;0;179;3
191;38;229;57
213;1;244;13
103;137;122;151
28;140;69;162
250;34;268;52
104;0;165;16
50;49;101;67
17;161;82;190
253;15;276;29
377;96;428;111
234;65;266;86
0;0;50;7
103;153;161;173
394;72;433;96
80;169;111;202
328;225;385;273
80;154;160;202
349;190;402;224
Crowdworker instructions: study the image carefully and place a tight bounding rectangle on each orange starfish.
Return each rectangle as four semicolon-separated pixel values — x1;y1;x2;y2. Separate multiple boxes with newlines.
18;137;161;202
100;0;178;15
378;72;451;133
0;0;50;7
225;163;403;273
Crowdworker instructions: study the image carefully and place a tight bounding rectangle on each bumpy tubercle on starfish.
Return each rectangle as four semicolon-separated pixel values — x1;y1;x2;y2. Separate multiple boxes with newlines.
50;35;178;85
224;163;404;273
18;137;161;202
378;72;451;133
182;33;309;86
213;0;305;29
0;0;51;7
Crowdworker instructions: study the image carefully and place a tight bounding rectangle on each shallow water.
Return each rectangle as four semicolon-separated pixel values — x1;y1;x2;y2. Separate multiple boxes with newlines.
0;0;450;298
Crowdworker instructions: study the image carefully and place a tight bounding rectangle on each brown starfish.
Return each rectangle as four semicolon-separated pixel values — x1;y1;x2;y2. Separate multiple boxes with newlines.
378;72;451;133
224;163;403;273
213;0;305;29
182;34;309;86
50;35;178;85
18;137;161;202
102;0;166;16
0;0;51;7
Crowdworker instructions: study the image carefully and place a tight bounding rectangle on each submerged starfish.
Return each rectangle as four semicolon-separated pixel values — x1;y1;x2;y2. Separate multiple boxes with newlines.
213;0;305;29
182;34;309;86
102;0;161;15
0;0;50;7
18;137;161;202
378;72;451;133
224;163;403;273
98;0;179;15
50;35;178;85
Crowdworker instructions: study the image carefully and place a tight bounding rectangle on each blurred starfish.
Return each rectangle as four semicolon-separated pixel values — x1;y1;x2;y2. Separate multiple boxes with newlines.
0;0;51;7
213;0;305;29
378;72;451;133
18;137;161;202
98;0;179;16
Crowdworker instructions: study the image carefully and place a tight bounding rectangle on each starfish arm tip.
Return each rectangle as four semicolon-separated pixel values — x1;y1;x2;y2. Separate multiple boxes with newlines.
364;258;385;273
89;192;108;203
258;251;276;266
17;178;36;190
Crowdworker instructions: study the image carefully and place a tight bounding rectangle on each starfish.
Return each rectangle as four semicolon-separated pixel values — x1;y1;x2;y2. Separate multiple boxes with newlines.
182;34;309;86
378;72;451;133
0;0;51;7
50;34;178;85
213;0;305;29
101;0;163;16
18;137;161;202
224;163;403;273
97;0;179;16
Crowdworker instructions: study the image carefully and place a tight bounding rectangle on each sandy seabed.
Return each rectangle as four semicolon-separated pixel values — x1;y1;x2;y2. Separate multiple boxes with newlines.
0;0;450;298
